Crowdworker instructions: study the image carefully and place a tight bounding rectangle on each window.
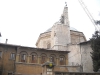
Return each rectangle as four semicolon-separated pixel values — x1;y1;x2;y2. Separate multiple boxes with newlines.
0;51;2;58
20;51;27;62
50;56;54;63
49;54;56;63
60;57;65;65
32;55;37;63
21;54;26;62
10;53;15;60
31;52;37;63
41;56;46;64
41;54;47;64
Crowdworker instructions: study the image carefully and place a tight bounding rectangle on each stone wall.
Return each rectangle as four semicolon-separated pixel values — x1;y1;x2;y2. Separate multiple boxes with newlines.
51;24;70;50
68;42;93;72
36;32;51;48
70;30;86;44
68;44;81;66
80;41;93;72
36;30;86;50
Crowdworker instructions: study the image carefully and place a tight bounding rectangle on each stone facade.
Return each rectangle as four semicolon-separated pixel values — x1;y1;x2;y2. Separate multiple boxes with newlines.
80;41;93;72
67;42;93;72
0;4;94;75
36;30;86;50
36;5;93;72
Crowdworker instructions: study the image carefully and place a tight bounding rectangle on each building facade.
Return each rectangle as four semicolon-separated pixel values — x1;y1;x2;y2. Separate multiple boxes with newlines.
36;5;93;72
0;4;93;75
0;43;81;75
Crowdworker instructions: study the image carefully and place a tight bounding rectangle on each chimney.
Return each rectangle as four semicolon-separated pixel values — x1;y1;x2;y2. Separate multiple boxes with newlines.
5;39;8;44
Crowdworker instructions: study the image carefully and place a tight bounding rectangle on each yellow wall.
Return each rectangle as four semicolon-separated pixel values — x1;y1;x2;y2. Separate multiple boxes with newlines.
0;46;16;75
0;44;69;75
16;64;42;74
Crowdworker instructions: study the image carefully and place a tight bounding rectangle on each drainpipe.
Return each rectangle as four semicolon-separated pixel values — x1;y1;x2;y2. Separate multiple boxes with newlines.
14;47;20;74
13;47;17;75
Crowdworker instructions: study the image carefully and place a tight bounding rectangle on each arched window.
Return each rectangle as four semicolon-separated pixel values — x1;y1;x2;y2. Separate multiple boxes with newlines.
47;43;51;49
50;56;54;62
20;51;27;62
31;52;37;63
41;53;47;64
49;54;56;63
59;56;65;65
21;54;26;62
41;56;46;64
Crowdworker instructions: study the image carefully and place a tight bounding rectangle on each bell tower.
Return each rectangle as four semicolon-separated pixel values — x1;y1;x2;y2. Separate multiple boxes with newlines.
51;4;71;51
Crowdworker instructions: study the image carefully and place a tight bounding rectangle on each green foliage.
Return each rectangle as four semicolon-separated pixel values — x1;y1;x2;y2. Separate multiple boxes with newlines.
90;31;100;72
95;20;100;25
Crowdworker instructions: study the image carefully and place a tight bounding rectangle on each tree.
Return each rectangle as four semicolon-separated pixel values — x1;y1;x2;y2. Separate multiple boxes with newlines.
95;20;100;25
0;32;1;37
90;31;100;72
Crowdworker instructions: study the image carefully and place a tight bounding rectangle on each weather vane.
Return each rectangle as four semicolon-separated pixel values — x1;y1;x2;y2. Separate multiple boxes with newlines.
65;2;67;6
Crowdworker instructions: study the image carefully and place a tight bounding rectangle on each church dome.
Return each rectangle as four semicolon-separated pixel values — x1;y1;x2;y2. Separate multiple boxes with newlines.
70;27;78;31
45;27;78;33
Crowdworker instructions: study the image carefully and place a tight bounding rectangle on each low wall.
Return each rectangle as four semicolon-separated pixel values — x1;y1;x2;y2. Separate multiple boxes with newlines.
55;72;100;75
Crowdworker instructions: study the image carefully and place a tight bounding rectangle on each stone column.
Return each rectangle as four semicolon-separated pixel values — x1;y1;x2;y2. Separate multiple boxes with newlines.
16;54;20;62
38;56;40;64
47;57;49;62
27;55;31;63
56;57;59;65
66;55;68;65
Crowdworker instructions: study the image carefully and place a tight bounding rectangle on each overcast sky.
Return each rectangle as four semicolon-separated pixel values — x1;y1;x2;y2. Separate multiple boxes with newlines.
0;0;100;47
